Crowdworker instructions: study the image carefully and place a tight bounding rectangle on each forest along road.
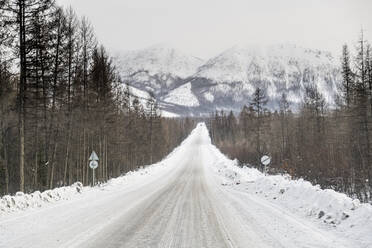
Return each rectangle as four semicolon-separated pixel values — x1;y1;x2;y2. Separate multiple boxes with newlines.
0;123;356;248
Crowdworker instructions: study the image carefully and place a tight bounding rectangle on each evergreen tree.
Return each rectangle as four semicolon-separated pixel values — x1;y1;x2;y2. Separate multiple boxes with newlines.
249;88;268;161
341;44;354;107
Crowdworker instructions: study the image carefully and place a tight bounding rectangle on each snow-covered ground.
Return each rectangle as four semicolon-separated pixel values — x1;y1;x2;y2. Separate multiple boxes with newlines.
1;123;371;248
117;84;180;117
162;82;200;107
206;141;372;247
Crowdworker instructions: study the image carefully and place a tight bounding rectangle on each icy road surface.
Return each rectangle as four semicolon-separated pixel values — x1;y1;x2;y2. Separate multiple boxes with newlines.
0;123;360;248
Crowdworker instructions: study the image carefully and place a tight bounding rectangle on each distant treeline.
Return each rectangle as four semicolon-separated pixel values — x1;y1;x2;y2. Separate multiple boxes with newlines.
208;32;372;203
0;0;195;195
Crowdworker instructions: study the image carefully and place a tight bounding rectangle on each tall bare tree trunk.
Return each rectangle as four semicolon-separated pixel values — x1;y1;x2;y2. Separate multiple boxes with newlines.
105;135;108;180
85;131;89;185
63;128;71;185
4;142;9;194
49;142;58;189
18;0;26;192
82;130;86;184
99;134;102;181
34;150;38;189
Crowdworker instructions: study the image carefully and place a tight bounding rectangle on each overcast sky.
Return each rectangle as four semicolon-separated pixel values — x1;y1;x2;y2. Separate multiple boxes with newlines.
56;0;372;59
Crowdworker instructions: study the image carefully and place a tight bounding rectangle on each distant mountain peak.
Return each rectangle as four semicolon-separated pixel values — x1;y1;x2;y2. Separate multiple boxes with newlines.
116;44;204;78
196;44;336;83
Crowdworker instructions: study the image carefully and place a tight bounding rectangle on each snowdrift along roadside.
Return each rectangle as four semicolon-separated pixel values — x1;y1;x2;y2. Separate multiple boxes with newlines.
0;183;83;214
202;125;372;247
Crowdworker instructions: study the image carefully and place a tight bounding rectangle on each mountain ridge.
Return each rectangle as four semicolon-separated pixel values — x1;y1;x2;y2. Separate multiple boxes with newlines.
115;44;341;116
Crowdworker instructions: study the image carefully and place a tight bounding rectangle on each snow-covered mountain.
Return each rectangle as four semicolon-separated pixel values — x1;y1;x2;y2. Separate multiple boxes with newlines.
115;44;204;96
116;44;341;116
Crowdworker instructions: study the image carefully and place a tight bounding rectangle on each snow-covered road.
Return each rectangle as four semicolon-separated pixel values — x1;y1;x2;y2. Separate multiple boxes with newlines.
0;123;369;248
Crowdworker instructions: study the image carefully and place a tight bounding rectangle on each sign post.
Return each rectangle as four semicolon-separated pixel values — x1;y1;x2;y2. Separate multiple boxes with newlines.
261;155;271;175
89;151;99;186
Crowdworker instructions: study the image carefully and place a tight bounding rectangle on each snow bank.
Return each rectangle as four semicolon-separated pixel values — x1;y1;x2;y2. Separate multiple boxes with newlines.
212;160;372;246
0;160;176;216
247;171;372;245
0;182;83;214
202;125;372;246
0;160;171;216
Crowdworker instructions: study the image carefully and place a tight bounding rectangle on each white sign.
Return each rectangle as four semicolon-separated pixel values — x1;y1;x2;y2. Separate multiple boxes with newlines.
89;151;99;186
89;160;98;170
261;155;271;166
89;151;99;161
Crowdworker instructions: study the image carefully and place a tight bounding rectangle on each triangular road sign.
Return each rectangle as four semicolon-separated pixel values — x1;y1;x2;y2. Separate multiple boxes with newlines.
89;151;99;161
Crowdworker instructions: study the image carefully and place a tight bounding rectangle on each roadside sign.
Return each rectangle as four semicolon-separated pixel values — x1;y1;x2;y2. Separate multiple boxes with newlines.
89;151;99;186
89;160;98;169
89;151;99;161
261;155;271;166
261;155;271;176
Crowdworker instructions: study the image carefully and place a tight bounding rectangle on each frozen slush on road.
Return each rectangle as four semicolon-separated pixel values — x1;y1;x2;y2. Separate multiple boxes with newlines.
0;123;371;248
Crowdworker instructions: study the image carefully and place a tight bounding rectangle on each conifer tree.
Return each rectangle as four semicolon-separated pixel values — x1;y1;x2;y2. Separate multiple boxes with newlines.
249;88;268;160
341;44;353;107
